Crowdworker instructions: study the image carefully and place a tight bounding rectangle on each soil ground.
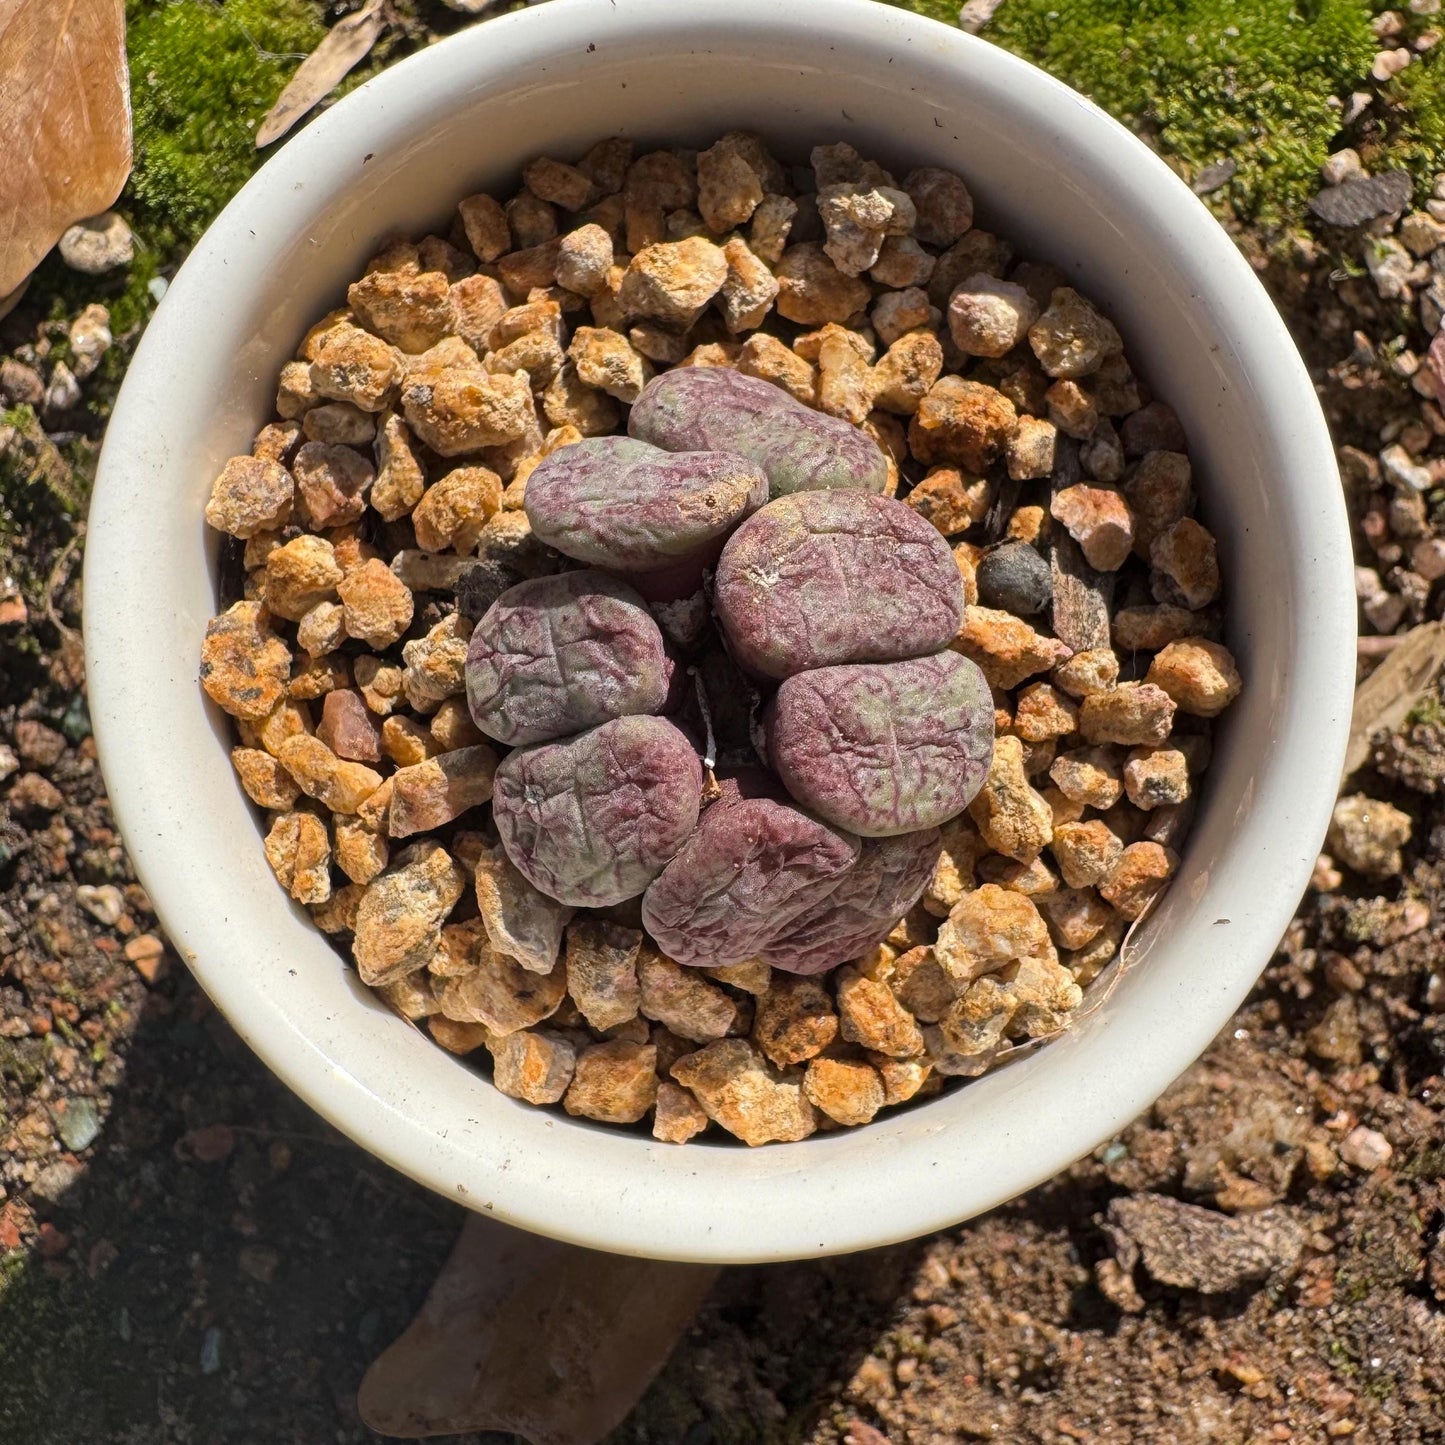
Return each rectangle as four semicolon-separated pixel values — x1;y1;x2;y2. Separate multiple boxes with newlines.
3;6;1445;1444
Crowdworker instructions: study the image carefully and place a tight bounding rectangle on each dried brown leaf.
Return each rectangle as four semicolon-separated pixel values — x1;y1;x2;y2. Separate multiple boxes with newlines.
0;0;132;296
1345;619;1445;776
255;0;388;149
357;1214;718;1440
0;277;31;323
1050;436;1114;652
1051;530;1114;654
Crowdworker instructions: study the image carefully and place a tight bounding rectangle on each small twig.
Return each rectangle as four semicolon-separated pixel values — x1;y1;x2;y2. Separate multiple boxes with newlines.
1358;633;1405;658
689;667;717;771
232;19;311;63
982;476;1022;544
44;525;83;640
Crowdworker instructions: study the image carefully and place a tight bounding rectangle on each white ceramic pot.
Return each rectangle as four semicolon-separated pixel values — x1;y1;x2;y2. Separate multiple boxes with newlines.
84;0;1354;1263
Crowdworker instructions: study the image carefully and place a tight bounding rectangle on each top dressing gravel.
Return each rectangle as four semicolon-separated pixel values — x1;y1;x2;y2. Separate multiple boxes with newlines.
198;133;1241;1144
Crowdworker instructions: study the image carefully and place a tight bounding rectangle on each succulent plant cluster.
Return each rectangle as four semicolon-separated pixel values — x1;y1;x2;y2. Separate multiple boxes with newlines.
464;366;995;974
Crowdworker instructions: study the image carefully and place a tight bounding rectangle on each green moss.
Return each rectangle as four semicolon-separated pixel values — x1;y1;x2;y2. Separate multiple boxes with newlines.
1341;897;1402;944
0;406;89;654
1329;1333;1362;1373
978;0;1379;230
1405;690;1445;727
1396;1142;1445;1179
1382;45;1445;183
0;407;84;523
0;1251;119;1442
124;0;329;247
884;0;1445;225
0;1039;45;1091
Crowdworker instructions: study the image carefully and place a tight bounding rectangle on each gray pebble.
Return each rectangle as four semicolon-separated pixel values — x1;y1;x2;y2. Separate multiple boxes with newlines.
58;212;135;274
32;1159;84;1204
0;358;43;407
56;1097;102;1151
1308;171;1413;228
976;541;1052;616
1191;159;1236;196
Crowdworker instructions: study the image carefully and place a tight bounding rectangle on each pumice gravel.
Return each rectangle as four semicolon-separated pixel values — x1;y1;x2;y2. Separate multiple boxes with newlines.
199;132;1241;1144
